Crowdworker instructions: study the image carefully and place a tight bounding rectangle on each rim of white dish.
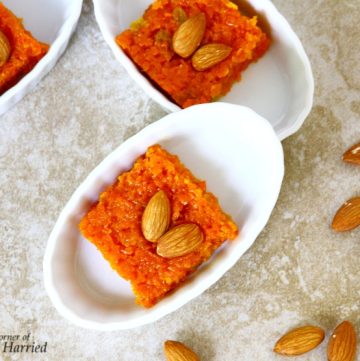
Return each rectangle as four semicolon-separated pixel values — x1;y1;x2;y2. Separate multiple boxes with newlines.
43;103;284;331
93;0;314;141
258;0;314;141
0;0;83;116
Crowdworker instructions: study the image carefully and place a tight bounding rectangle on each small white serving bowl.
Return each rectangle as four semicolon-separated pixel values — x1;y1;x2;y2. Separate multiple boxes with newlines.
93;0;314;140
0;0;83;116
44;103;284;330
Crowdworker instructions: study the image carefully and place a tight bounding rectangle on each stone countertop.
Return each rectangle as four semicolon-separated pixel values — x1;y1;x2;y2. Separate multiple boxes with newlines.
0;0;359;360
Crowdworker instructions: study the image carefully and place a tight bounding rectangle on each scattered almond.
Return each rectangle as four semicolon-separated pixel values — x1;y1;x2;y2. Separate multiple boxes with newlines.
157;223;203;258
164;340;200;361
332;197;360;232
172;13;206;58
328;321;357;361
0;30;10;67
192;43;232;71
274;325;325;356
141;190;171;242
343;142;360;165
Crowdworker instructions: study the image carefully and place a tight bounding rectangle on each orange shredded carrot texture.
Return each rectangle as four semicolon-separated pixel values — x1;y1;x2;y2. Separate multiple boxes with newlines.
0;4;49;95
79;145;238;308
116;0;270;108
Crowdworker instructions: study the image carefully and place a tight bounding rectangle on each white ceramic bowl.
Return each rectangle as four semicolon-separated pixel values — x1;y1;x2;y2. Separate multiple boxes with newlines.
44;103;284;330
93;0;314;140
0;0;83;116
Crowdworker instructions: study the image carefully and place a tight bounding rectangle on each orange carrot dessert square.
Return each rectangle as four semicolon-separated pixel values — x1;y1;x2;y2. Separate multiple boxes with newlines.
116;0;270;108
79;145;238;308
0;4;49;95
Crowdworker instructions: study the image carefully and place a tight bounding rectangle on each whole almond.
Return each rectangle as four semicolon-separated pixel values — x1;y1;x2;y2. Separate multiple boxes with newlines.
172;13;206;58
274;325;325;356
343;142;360;165
328;321;357;361
164;340;200;361
192;43;232;71
332;197;360;232
141;190;170;242
0;30;10;67
157;223;203;258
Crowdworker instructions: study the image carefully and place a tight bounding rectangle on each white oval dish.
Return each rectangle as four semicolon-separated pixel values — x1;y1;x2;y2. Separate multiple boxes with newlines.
44;103;284;330
93;0;314;140
0;0;83;116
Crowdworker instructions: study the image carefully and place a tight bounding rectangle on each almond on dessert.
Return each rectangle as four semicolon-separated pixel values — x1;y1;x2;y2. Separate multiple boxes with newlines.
116;0;270;108
0;3;49;94
79;145;238;308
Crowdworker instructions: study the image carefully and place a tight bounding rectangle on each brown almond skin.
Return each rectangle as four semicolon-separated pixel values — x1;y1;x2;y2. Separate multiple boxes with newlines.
192;43;232;71
141;190;170;242
274;325;325;356
343;142;360;165
172;13;206;58
328;321;357;361
157;223;203;258
164;340;200;361
0;30;10;67
332;197;360;232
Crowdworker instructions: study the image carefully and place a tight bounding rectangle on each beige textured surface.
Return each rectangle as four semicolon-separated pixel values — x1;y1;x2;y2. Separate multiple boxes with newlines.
1;0;360;360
